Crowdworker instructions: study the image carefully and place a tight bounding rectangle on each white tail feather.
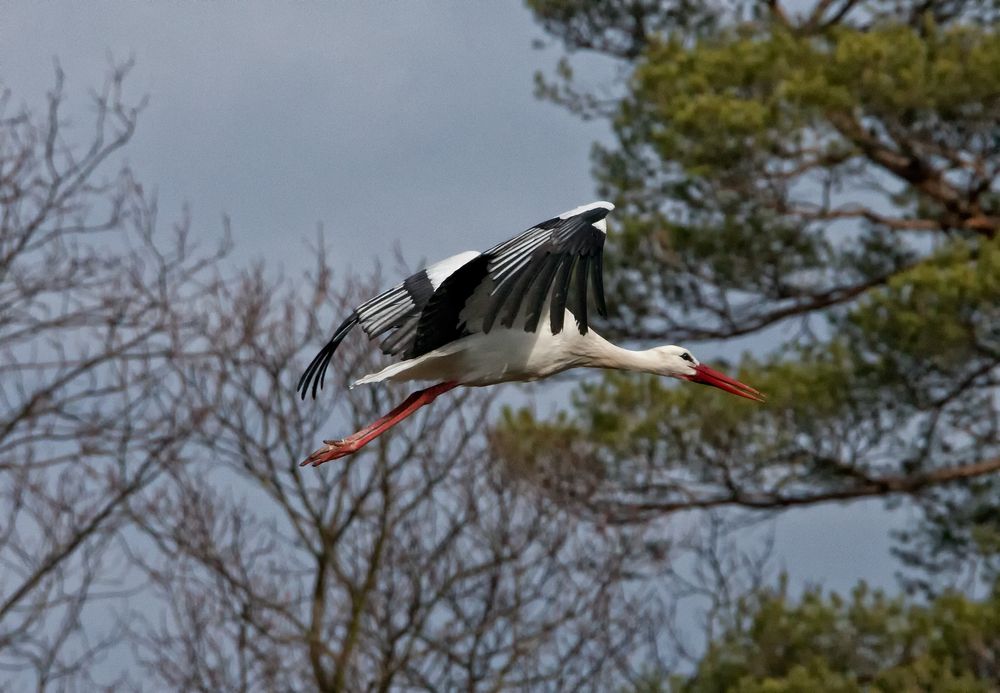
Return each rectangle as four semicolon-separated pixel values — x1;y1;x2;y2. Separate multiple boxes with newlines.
352;340;468;388
351;363;405;388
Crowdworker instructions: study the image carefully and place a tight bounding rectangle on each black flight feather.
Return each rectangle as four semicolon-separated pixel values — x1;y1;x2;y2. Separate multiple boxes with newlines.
498;254;544;329
549;255;576;334
483;249;538;332
522;253;562;333
409;254;489;358
379;317;418;356
297;312;359;400
570;254;590;333
591;250;607;318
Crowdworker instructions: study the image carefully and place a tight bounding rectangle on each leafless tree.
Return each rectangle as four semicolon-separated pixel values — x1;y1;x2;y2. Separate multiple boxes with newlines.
121;256;699;692
0;63;227;689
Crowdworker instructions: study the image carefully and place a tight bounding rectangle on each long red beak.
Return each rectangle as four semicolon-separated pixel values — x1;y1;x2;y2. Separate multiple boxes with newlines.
686;364;765;402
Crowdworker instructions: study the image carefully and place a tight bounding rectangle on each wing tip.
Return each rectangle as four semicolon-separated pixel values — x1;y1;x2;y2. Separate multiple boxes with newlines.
557;200;615;221
296;313;359;400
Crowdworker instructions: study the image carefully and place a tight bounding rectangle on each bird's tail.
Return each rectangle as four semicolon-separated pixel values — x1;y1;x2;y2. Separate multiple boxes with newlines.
350;360;412;388
350;340;463;389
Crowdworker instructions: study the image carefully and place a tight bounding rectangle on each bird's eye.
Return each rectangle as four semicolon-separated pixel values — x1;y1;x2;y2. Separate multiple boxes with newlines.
680;352;694;363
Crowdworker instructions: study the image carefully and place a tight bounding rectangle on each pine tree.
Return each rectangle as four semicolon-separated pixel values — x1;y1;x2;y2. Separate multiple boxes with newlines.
510;0;1000;589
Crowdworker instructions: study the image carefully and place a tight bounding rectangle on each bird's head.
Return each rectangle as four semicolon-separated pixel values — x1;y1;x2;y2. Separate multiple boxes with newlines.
652;345;765;402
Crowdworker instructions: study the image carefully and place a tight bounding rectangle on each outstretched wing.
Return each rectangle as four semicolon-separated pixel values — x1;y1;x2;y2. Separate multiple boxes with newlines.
405;201;613;359
478;201;611;336
297;201;614;399
296;250;481;399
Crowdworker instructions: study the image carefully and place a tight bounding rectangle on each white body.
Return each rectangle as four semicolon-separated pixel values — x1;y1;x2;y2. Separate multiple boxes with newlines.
354;310;589;386
354;309;688;387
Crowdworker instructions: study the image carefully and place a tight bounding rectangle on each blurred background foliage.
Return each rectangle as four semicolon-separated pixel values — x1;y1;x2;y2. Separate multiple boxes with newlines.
659;579;1000;691
511;0;1000;685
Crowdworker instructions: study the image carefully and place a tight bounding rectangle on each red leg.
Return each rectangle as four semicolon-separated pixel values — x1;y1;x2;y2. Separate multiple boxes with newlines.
301;382;459;467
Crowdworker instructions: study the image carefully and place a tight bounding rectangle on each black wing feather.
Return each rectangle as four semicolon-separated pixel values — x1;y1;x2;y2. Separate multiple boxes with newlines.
297;312;359;400
499;256;545;329
408;254;489;358
522;253;561;333
591;251;607;318
297;258;463;398
483;206;609;336
378;317;418;356
548;255;576;334
570;254;590;333
481;262;522;333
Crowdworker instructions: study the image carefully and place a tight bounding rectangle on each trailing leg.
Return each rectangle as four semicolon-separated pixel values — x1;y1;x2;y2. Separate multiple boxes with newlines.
301;382;459;467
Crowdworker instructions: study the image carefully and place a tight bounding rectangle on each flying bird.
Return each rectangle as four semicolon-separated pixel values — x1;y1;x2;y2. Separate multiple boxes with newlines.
298;201;763;466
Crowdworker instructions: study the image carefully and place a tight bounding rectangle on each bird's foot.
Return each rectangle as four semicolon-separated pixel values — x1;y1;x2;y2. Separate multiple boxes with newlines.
300;437;362;467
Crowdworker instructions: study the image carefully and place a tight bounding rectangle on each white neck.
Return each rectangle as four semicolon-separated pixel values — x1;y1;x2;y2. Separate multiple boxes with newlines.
580;333;666;375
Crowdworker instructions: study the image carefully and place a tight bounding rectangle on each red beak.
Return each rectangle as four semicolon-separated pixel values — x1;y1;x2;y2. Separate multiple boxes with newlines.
686;364;765;402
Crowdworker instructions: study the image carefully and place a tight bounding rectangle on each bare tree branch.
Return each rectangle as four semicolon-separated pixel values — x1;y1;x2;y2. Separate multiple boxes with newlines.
0;63;226;687
590;457;1000;525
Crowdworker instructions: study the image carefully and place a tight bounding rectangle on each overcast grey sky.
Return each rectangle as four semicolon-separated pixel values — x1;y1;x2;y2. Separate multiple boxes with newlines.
1;1;904;600
2;1;617;274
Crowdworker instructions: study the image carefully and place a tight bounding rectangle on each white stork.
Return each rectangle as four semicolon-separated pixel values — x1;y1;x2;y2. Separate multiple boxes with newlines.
298;201;763;466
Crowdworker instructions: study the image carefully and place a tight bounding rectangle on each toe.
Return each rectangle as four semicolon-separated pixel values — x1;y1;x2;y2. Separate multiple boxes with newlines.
302;440;358;468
